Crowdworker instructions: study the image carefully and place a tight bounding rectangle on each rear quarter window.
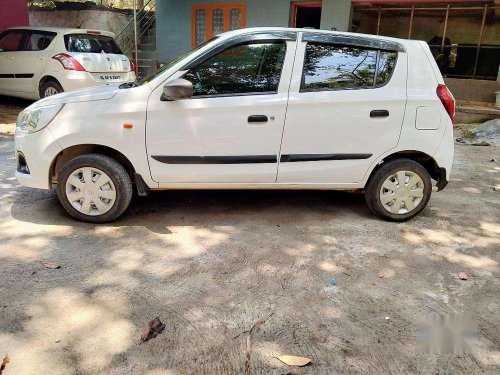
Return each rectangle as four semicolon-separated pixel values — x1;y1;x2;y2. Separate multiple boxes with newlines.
64;34;122;54
301;42;398;92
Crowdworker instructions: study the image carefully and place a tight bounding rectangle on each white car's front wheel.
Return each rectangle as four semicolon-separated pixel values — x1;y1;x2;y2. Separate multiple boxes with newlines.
57;154;133;223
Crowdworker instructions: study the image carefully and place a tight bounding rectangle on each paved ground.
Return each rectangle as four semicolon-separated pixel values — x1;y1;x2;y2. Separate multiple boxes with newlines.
0;97;499;374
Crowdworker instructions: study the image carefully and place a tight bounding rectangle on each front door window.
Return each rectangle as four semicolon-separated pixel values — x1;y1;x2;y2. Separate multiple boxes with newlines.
192;3;247;47
183;42;287;97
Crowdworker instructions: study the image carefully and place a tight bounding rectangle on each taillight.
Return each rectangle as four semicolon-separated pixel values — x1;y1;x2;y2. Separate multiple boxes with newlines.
436;84;455;122
52;53;86;71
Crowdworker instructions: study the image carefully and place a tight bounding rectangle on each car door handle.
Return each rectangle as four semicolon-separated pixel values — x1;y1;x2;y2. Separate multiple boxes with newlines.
370;110;389;118
248;115;268;124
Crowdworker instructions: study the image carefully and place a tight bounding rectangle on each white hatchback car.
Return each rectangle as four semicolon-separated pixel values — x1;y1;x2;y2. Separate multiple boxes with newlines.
0;27;136;99
14;28;455;223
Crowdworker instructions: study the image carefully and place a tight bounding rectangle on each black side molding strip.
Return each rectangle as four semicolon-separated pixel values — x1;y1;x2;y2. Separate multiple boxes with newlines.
0;73;34;79
152;154;372;164
151;155;277;164
280;154;372;162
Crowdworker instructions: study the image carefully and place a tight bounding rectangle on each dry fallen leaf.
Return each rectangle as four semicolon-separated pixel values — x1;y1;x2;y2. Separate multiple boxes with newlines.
41;261;60;269
378;268;395;278
140;317;165;344
0;354;10;375
276;355;311;367
459;272;468;280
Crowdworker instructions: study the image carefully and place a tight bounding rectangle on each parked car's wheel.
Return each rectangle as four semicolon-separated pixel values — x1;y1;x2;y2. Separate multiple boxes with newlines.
56;154;133;223
40;80;64;98
365;159;432;222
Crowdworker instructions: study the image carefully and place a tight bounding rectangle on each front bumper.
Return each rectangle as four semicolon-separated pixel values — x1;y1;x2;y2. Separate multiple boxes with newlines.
15;127;62;189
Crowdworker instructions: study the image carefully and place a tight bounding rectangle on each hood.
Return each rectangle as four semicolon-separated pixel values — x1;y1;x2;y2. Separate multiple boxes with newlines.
31;84;121;109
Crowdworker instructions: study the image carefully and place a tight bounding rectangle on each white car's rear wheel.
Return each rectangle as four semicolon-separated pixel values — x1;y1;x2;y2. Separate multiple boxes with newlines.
57;154;133;223
40;80;64;98
365;159;432;222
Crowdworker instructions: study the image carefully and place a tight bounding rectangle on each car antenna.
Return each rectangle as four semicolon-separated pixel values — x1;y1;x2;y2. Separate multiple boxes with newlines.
76;20;84;29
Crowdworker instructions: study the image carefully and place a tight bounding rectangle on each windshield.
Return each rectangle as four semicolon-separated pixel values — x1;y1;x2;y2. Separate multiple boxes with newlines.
138;37;219;85
65;34;122;54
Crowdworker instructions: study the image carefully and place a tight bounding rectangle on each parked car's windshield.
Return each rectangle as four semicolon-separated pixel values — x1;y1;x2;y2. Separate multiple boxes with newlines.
138;37;219;85
64;33;122;54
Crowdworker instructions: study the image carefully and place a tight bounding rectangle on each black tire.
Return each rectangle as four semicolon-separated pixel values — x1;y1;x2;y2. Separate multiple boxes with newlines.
365;159;432;222
56;154;133;223
40;79;64;98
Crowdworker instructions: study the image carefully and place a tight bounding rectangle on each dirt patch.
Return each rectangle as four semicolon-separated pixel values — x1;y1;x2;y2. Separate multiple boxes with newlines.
0;103;499;374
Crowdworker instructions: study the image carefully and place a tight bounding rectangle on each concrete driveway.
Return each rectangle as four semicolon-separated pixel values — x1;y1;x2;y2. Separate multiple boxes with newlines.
0;98;499;374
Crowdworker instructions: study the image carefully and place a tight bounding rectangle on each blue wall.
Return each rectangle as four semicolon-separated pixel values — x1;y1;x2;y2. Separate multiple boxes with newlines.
156;0;352;62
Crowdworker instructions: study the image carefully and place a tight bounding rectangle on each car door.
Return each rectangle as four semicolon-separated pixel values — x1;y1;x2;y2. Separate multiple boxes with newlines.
278;33;408;184
146;34;297;184
13;30;57;93
0;29;26;92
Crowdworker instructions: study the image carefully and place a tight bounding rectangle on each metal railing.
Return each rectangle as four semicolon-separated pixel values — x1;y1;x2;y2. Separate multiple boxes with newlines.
115;0;156;63
353;3;500;80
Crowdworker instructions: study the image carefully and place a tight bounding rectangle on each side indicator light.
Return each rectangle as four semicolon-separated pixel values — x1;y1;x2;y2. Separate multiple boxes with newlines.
123;123;134;129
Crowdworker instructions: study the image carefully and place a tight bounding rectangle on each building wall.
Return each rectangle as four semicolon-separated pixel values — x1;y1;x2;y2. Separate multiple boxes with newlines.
0;0;30;32
445;78;500;103
156;0;352;62
29;9;133;36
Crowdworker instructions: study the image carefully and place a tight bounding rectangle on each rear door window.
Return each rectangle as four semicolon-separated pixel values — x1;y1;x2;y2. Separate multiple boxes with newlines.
301;42;397;91
24;31;57;51
0;30;26;52
64;34;122;54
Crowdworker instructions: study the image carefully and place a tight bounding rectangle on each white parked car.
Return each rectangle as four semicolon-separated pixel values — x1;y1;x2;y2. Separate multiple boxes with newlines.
0;27;136;99
14;28;455;223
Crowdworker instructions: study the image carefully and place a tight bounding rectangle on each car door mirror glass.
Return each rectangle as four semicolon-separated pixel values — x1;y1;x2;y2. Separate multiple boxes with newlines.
161;78;193;101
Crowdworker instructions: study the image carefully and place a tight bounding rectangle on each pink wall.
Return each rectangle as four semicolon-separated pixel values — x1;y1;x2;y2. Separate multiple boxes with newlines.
0;0;29;32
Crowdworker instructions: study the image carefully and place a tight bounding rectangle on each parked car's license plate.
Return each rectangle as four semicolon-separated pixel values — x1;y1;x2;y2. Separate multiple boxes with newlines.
99;75;123;81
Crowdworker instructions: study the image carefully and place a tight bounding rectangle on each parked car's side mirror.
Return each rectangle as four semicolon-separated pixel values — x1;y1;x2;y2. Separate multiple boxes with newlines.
161;78;193;101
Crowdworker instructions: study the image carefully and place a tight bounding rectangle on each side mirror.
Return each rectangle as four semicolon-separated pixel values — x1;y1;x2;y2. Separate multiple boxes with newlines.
161;78;193;101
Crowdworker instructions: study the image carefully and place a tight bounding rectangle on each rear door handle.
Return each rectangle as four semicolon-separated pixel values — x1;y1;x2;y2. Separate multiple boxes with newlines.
248;115;268;123
370;110;389;118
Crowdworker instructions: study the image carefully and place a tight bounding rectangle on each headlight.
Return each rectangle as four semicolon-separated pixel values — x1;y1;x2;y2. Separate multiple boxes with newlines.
16;104;64;134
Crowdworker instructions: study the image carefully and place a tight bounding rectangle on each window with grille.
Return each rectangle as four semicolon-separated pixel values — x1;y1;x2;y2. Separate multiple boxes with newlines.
192;4;246;47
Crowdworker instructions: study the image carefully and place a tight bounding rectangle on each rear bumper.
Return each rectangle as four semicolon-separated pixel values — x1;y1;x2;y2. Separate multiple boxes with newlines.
58;71;136;92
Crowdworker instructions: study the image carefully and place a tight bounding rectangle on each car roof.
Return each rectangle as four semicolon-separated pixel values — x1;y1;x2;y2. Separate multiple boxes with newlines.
5;26;115;38
218;27;416;46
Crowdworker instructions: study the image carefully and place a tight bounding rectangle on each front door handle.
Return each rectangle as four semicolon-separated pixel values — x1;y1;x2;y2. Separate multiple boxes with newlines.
370;110;389;118
248;115;268;123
